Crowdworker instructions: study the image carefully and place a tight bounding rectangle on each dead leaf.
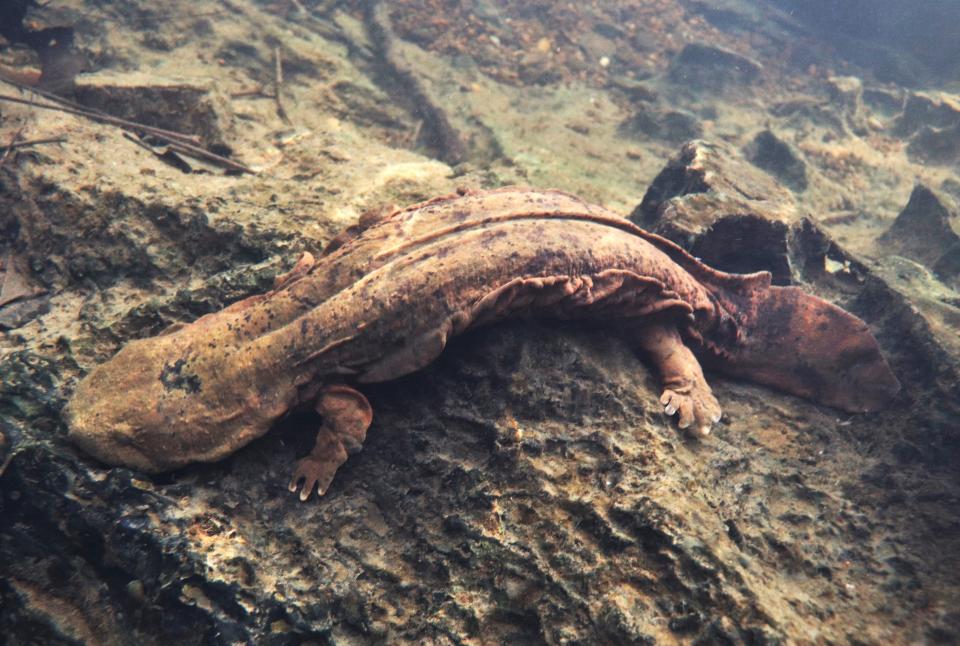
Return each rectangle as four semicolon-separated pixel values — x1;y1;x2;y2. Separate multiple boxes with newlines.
0;253;45;307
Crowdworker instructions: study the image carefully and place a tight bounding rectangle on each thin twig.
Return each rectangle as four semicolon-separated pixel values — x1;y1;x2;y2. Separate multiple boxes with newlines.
0;72;88;113
0;93;254;174
121;131;158;154
230;86;270;99
274;46;289;123
0;92;201;147
164;140;250;174
124;132;250;174
0;136;67;150
122;132;194;173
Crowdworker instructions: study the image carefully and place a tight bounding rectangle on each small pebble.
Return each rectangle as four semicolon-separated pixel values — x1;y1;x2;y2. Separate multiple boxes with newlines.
599;56;610;68
126;579;146;602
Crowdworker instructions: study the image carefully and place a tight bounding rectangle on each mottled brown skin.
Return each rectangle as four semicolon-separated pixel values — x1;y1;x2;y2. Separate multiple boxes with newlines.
65;188;900;500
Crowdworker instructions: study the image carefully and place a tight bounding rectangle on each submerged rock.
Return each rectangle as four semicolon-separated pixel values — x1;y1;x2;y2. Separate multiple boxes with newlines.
894;91;960;164
932;243;960;286
0;322;789;644
617;106;703;144
743;129;808;192
0;294;50;330
879;184;960;273
862;86;904;117
905;123;960;165
826;75;869;134
629;139;799;280
73;71;233;148
894;90;960;137
667;43;763;91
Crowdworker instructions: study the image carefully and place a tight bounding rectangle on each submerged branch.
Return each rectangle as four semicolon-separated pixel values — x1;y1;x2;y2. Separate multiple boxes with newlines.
364;0;466;165
0;77;254;174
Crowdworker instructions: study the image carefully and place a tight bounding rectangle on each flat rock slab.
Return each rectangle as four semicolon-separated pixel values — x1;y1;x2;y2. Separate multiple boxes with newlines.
73;71;232;148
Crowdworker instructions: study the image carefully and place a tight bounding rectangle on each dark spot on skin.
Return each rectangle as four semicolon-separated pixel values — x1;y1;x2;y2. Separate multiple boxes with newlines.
300;319;309;337
835;343;878;367
159;359;202;394
291;293;316;310
793;360;827;400
522;248;558;275
481;229;509;247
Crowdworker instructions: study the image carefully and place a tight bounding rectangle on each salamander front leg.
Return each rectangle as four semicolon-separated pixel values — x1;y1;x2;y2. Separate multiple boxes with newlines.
288;385;373;501
634;320;722;437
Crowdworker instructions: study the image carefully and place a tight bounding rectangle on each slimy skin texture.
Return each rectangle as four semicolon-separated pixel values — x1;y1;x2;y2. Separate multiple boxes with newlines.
64;188;901;500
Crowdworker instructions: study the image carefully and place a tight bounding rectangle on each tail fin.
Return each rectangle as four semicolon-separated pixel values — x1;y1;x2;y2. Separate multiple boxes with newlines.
711;285;900;413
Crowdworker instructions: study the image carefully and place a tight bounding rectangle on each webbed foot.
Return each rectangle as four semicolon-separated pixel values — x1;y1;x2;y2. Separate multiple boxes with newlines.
660;378;722;437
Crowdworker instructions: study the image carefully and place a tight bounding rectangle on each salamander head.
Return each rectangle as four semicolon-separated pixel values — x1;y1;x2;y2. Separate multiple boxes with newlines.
64;333;282;474
64;338;196;473
713;285;900;413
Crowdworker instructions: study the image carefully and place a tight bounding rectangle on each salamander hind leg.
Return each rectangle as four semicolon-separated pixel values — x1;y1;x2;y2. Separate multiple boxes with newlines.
288;384;373;501
634;320;722;437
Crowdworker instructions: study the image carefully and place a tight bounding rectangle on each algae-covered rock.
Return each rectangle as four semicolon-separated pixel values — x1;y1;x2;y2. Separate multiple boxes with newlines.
667;43;763;91
879;184;960;270
629;139;800;280
826;75;869;134
743;129;808;192
73;71;233;148
618;106;703;144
